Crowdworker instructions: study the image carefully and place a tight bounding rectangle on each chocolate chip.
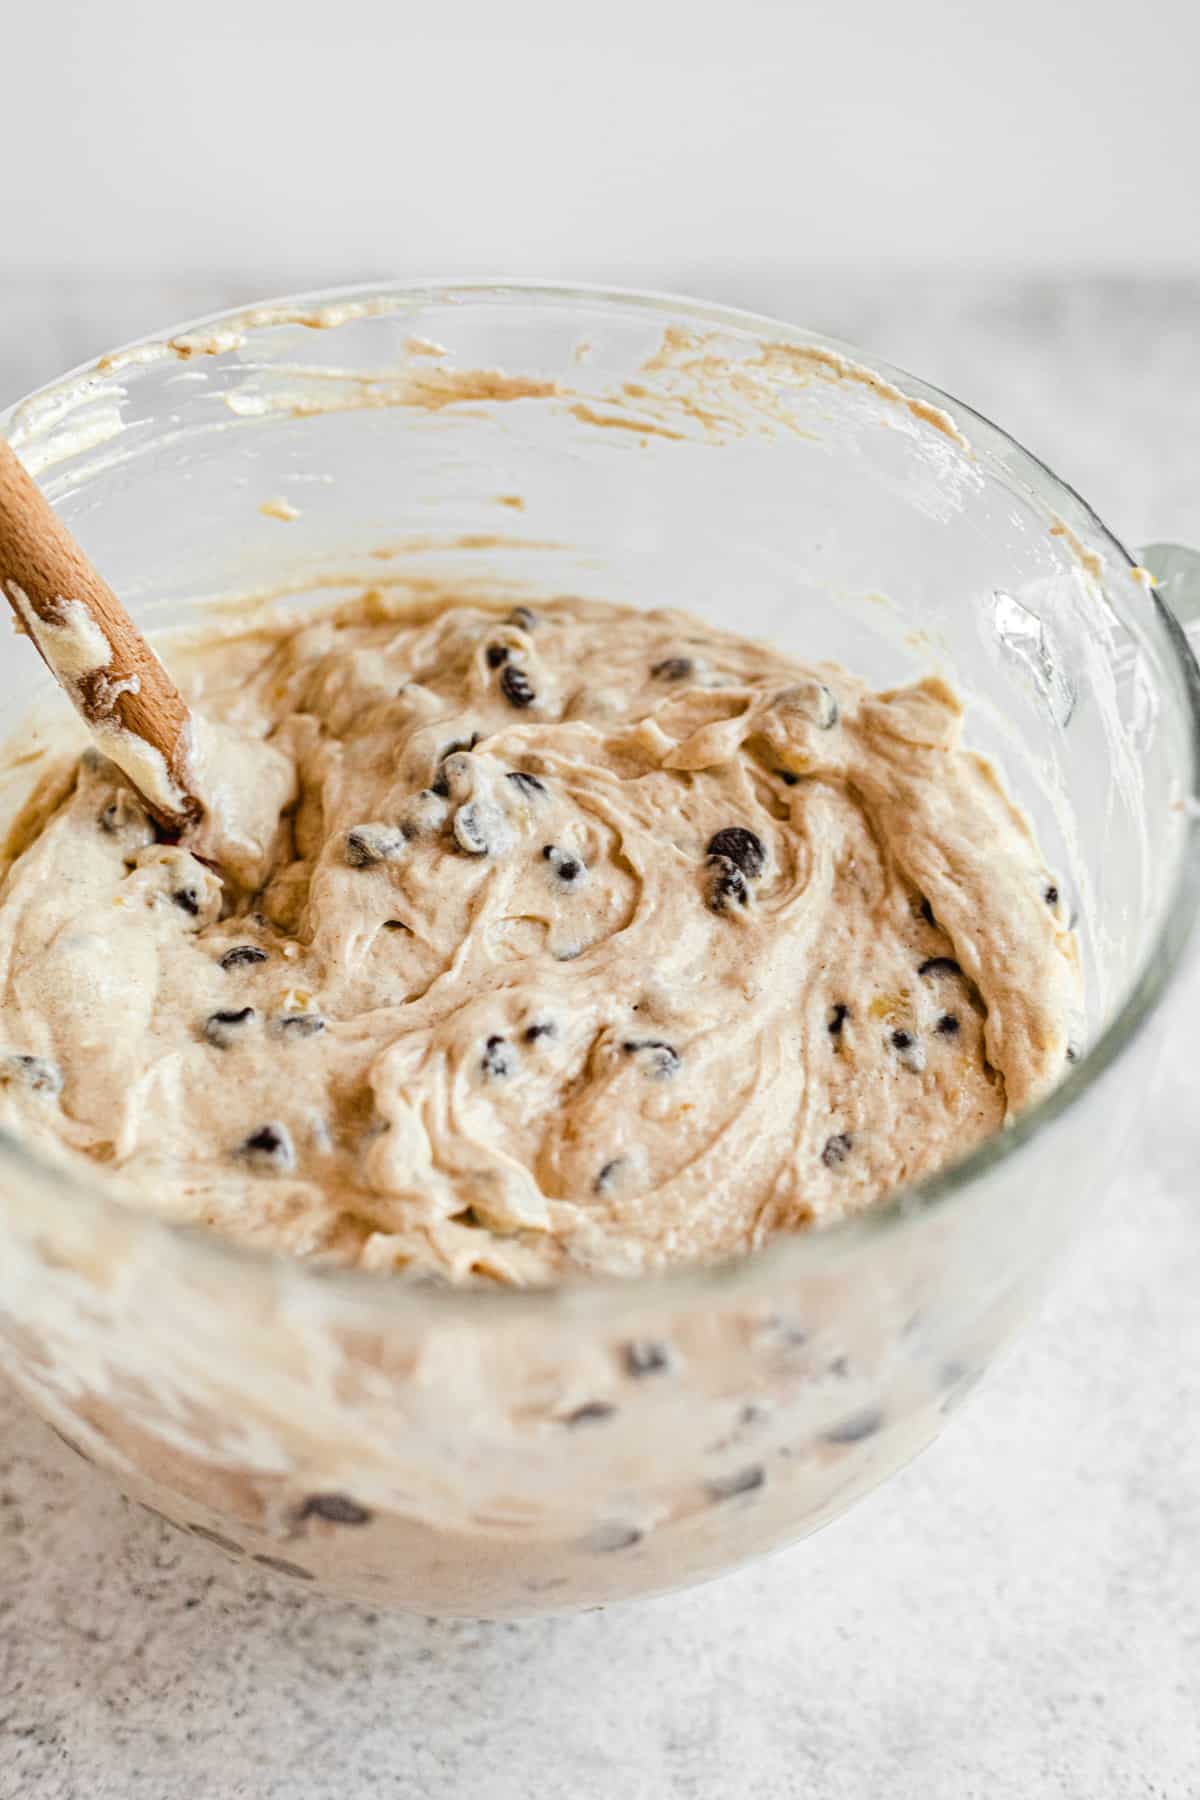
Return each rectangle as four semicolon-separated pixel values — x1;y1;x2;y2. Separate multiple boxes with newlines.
622;1039;681;1077
204;1007;255;1048
455;800;509;857
918;956;962;979
594;1157;624;1193
936;1013;960;1036
237;1123;295;1172
564;1402;616;1427
650;656;693;681
774;680;839;729
821;1132;852;1168
919;896;936;927
707;1465;766;1502
828;1002;850;1037
1;1053;63;1096
821;1407;884;1445
500;663;536;708
297;1492;372;1526
890;1029;926;1072
440;733;482;762
506;770;546;796
580;1522;643;1553
252;1554;314;1580
1044;883;1060;905
220;945;268;970
507;606;537;631
623;1341;671;1378
172;887;201;916
481;1034;515;1078
542;844;585;884
524;1021;556;1042
486;644;510;668
277;1013;325;1038
345;825;406;868
707;856;750;914
706;826;766;879
776;769;801;786
98;792;151;837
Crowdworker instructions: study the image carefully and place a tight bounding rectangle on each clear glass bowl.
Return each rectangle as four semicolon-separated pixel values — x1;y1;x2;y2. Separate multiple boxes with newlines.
1;283;1198;1617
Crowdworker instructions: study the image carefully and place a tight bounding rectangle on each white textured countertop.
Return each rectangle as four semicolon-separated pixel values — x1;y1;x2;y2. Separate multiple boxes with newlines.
2;275;1199;1800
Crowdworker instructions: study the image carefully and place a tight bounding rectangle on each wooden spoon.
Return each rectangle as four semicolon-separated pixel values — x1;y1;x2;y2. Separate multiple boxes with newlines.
0;438;202;832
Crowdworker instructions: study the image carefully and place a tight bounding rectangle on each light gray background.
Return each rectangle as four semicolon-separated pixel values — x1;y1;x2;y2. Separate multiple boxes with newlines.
2;271;1199;1799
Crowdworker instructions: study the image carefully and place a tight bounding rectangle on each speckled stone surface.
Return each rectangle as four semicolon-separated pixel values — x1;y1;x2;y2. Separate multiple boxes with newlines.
2;276;1199;1800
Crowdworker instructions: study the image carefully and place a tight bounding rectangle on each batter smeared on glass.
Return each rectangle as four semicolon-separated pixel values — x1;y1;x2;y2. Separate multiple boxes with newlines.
0;592;1079;1283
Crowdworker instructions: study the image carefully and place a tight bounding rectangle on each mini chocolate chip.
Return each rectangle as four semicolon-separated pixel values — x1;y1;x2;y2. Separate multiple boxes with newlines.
507;606;537;631
252;1554;314;1580
622;1039;681;1077
2;1053;63;1096
936;1013;960;1036
524;1021;556;1042
821;1132;852;1168
220;945;268;970
919;896;936;927
440;733;482;762
500;663;536;708
774;680;839;729
918;956;962;979
455;801;510;857
828;1002;850;1037
481;1034;515;1078
776;769;801;787
580;1522;643;1553
707;1465;766;1502
891;1030;926;1072
237;1123;295;1172
172;887;201;916
98;792;149;836
345;825;406;868
650;656;693;681
707;856;750;914
297;1492;372;1526
277;1013;325;1038
594;1157;624;1193
506;770;546;796
821;1407;885;1445
565;1402;616;1427
204;1006;255;1048
486;644;510;668
543;844;586;884
189;1523;243;1554
623;1341;670;1378
1066;1044;1079;1063
1044;883;1060;905
706;826;766;879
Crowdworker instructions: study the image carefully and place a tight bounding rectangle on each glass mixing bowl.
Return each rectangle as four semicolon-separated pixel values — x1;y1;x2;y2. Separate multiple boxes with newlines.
1;283;1198;1617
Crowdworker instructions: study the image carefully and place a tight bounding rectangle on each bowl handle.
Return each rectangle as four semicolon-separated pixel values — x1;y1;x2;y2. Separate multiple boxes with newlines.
1140;543;1200;642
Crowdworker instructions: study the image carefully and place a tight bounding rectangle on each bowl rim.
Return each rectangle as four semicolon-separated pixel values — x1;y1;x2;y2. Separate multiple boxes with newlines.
3;275;1199;1328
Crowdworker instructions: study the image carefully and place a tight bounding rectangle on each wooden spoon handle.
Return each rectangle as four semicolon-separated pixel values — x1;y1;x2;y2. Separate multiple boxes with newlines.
0;439;201;830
